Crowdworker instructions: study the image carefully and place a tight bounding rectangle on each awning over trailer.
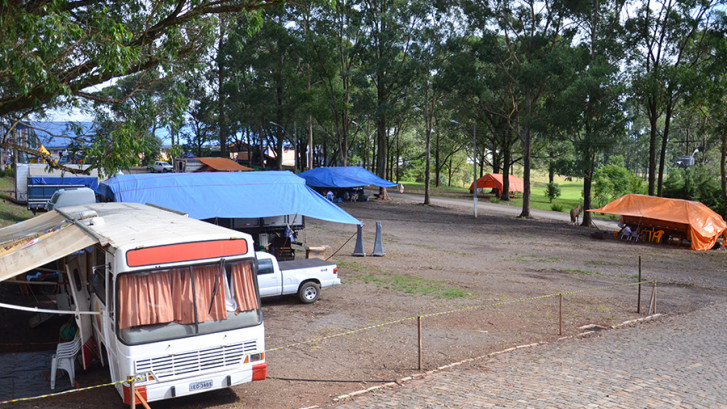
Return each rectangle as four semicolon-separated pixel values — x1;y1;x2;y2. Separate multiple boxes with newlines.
0;211;97;282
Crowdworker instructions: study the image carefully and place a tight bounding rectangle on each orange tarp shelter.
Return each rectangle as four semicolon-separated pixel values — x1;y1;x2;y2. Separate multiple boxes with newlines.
469;173;524;194
588;194;727;251
198;157;253;171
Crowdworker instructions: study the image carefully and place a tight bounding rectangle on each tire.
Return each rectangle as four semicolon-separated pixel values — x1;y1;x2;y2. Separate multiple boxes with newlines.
297;282;320;304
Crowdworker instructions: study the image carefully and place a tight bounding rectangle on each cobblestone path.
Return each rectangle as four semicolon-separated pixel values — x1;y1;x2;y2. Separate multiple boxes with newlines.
333;302;727;409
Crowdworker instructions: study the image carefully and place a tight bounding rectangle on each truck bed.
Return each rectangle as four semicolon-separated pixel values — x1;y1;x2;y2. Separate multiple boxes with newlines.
277;258;334;271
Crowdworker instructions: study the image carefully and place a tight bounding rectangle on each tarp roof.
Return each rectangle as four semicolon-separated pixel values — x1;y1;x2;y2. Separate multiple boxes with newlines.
469;174;524;193
0;211;96;282
197;157;253;172
298;167;397;188
588;194;727;251
97;171;361;225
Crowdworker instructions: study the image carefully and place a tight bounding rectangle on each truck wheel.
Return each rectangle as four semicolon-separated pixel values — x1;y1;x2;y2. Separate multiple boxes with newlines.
298;282;320;304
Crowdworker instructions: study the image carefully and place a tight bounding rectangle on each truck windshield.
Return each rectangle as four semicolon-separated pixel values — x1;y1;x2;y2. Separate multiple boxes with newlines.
117;259;261;345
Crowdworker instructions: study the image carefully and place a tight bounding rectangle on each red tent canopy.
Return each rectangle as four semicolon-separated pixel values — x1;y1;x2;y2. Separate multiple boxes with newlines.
469;173;524;194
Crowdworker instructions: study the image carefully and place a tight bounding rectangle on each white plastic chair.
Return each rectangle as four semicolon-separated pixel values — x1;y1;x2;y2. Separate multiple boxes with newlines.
50;334;81;390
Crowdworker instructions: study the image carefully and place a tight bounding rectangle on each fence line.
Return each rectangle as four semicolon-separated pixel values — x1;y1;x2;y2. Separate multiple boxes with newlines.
0;280;655;406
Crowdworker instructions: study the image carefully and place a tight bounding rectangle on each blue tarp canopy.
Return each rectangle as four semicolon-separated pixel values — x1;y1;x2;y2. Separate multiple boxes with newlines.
30;176;99;190
97;171;361;225
298;167;397;188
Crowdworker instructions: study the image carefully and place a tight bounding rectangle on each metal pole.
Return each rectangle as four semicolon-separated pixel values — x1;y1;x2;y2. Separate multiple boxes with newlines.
558;293;562;335
653;280;657;314
473;124;477;218
417;316;423;370
637;256;642;314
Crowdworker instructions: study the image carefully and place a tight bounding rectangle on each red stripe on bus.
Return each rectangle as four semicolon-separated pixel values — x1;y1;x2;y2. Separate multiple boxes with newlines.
126;240;248;267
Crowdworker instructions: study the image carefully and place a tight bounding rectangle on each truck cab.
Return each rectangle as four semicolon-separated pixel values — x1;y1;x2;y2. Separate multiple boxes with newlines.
255;251;340;303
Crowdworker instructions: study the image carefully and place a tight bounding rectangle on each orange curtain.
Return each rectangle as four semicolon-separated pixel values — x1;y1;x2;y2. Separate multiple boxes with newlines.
231;262;259;313
119;265;230;330
118;270;176;330
190;265;228;322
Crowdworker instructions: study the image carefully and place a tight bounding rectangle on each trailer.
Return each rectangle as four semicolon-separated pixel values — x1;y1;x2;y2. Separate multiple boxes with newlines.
15;164;99;210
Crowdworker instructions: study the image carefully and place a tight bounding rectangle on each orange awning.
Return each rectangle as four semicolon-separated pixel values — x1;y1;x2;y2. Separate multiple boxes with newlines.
198;158;253;172
469;174;524;193
588;194;727;251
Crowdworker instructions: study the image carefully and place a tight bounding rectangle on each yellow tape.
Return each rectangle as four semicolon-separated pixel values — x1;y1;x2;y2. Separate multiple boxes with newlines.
0;380;126;405
0;280;652;405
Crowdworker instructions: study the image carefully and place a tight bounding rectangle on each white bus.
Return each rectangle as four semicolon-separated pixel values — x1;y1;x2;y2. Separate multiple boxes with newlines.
2;203;266;404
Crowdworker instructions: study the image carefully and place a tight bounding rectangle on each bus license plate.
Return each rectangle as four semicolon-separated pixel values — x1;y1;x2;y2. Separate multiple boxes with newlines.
189;380;213;392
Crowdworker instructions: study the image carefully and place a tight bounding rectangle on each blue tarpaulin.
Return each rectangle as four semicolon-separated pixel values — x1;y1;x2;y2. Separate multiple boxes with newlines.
29;176;99;190
97;171;361;225
298;167;397;188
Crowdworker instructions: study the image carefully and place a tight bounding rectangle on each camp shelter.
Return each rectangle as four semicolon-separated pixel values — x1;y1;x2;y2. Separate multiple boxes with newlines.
468;173;524;195
97;171;361;225
588;194;727;251
298;166;397;188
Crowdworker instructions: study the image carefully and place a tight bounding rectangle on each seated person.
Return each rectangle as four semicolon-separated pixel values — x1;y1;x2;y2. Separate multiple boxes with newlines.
619;224;632;240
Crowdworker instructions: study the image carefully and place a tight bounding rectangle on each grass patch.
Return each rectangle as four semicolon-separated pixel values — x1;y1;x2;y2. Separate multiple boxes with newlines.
564;268;601;276
336;260;370;274
401;173;615;221
0;177;34;227
351;266;473;300
514;255;561;263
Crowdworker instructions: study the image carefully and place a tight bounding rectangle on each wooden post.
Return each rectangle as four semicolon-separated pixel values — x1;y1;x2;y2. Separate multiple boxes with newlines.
135;390;151;409
129;377;136;409
559;293;563;336
417;316;423;370
637;256;642;314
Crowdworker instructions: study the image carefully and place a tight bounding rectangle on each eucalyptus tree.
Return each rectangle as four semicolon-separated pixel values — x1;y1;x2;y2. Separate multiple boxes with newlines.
457;0;570;212
299;0;366;167
700;13;727;218
1;0;279;171
88;73;186;175
222;6;306;170
357;0;422;198
410;5;455;204
556;0;628;226
625;0;722;196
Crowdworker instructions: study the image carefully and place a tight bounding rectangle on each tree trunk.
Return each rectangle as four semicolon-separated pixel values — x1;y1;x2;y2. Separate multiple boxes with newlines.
376;114;389;200
218;19;228;159
435;125;441;188
518;92;532;218
647;99;659;196
657;97;674;196
424;86;431;205
721;128;727;220
581;150;596;227
500;142;511;202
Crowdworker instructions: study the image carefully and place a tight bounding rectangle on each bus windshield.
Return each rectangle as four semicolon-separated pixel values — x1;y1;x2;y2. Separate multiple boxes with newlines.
117;259;262;345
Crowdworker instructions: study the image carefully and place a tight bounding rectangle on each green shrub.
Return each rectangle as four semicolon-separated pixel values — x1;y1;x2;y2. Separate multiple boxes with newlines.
490;196;499;204
551;203;564;212
593;161;645;207
544;182;561;202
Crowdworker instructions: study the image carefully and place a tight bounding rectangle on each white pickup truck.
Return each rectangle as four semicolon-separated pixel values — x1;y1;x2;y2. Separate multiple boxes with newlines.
256;251;340;303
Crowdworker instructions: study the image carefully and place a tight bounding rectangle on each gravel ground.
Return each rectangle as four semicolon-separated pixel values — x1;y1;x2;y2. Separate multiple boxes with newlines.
3;191;726;408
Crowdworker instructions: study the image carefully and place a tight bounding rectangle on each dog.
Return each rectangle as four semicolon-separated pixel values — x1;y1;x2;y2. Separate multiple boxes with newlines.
570;204;582;225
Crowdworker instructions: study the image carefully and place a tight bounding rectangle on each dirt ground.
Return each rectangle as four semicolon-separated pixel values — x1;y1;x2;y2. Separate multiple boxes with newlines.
4;192;727;409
